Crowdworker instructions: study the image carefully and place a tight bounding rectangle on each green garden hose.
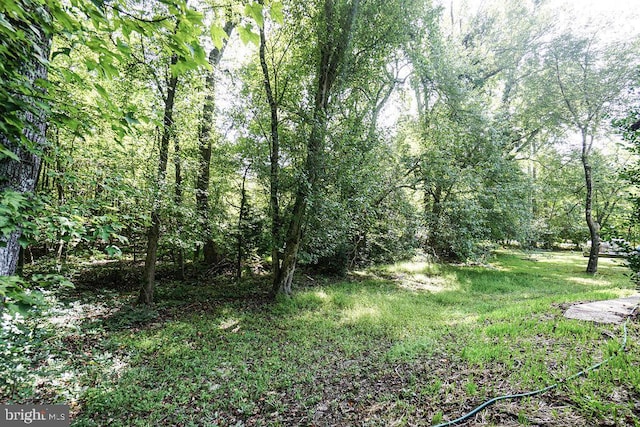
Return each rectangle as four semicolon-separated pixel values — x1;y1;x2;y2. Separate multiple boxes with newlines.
433;312;635;427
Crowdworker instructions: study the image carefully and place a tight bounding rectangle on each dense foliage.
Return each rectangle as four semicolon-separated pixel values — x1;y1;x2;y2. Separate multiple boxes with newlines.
1;0;639;305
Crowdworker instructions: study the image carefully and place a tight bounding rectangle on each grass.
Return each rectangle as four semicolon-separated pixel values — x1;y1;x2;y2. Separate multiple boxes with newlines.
2;250;640;426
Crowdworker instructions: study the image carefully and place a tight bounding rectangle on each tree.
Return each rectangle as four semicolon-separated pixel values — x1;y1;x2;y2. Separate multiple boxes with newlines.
545;32;637;273
271;0;360;295
532;146;632;248
0;0;226;308
196;18;235;265
132;4;225;304
0;1;52;276
138;52;180;305
250;0;418;288
402;0;539;259
258;13;283;288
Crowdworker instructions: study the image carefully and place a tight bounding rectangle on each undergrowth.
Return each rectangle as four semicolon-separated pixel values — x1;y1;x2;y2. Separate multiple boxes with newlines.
2;250;639;426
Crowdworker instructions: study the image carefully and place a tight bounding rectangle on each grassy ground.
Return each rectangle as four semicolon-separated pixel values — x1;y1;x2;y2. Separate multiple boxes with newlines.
2;250;639;426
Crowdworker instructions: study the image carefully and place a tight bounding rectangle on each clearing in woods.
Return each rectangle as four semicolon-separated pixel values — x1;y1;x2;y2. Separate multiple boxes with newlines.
2;250;639;426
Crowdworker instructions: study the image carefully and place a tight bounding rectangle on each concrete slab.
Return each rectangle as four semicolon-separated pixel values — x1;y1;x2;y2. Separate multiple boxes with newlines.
564;296;640;324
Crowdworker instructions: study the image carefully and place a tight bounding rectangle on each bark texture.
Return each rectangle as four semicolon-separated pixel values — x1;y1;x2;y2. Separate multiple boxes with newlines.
0;12;51;276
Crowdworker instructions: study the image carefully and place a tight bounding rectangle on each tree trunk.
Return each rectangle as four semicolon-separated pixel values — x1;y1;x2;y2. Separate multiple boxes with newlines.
138;55;179;305
273;111;326;295
273;91;333;295
582;132;599;274
0;14;50;277
55;149;65;203
426;184;443;253
196;21;235;265
173;135;185;279
274;195;306;295
236;165;250;280
259;25;282;288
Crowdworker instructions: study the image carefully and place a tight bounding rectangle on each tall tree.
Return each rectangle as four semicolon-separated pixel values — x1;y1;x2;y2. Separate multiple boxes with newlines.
196;20;235;265
258;20;283;288
404;0;537;259
273;0;360;295
134;5;218;304
545;32;637;273
138;54;179;305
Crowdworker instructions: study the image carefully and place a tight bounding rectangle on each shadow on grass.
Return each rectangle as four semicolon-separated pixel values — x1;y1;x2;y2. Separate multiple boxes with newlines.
48;251;638;426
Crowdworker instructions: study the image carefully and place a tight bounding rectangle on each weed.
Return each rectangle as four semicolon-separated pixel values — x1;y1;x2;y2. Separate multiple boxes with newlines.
465;379;478;396
431;410;444;425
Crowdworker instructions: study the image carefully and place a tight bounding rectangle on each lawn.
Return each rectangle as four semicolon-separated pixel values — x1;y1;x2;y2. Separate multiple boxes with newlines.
2;250;639;426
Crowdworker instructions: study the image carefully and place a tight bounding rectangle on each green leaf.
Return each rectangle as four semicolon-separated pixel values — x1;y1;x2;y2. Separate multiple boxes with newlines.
99;57;119;78
245;3;264;28
0;143;19;161
105;245;122;257
210;24;228;50
51;47;71;60
170;58;190;76
94;83;110;101
238;24;260;46
189;42;207;66
85;58;98;71
123;111;139;126
185;8;203;26
269;1;284;24
17;235;30;248
58;68;83;84
0;13;16;33
50;5;79;33
116;39;131;56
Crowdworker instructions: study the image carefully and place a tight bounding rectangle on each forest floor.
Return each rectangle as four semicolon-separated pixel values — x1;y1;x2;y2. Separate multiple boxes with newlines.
2;250;640;426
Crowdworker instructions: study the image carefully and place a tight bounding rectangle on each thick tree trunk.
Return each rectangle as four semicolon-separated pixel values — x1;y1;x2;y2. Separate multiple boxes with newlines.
196;21;235;265
0;16;50;277
274;195;305;295
273;111;327;295
137;55;178;305
139;213;161;304
196;115;216;264
272;94;328;295
273;115;325;295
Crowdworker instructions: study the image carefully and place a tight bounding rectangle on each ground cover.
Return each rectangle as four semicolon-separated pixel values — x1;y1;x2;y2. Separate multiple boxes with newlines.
2;250;639;426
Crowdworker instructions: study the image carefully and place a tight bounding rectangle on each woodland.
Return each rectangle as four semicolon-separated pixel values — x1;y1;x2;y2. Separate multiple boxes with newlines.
2;0;640;300
2;0;640;425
